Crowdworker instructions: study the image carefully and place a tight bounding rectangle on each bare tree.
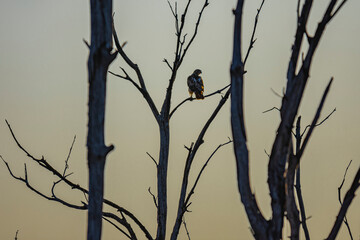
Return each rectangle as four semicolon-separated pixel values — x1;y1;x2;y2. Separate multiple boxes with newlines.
86;0;117;239
2;0;232;240
231;0;359;239
2;0;359;240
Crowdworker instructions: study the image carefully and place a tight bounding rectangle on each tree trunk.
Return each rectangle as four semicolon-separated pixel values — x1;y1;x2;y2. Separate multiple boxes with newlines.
156;120;170;240
87;0;116;239
231;1;268;239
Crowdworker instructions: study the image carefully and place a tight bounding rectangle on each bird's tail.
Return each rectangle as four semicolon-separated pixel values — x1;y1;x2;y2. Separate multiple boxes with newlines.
195;92;204;100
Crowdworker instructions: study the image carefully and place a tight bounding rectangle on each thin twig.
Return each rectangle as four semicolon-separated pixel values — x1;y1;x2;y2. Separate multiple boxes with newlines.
298;78;333;158
243;0;265;66
183;218;191;240
271;88;283;98
146;152;158;166
83;38;90;49
178;0;209;65
103;212;138;240
163;58;173;71
337;160;354;240
1;155;87;210
3;121;154;240
109;70;144;95
301;107;336;137
148;187;158;208
103;217;132;240
14;230;19;240
112;18;160;119
262;106;280;114
326;167;360;240
184;139;232;207
264;149;270;157
63;135;76;177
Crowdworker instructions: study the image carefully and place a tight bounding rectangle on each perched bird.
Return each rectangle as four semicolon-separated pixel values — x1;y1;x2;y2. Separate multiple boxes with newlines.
187;69;204;99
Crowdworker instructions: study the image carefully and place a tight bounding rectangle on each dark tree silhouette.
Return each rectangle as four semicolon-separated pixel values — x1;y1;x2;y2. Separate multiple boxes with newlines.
2;0;359;240
2;0;232;239
230;0;359;239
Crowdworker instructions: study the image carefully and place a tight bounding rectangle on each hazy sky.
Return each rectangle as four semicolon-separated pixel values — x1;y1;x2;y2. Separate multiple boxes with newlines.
0;0;359;239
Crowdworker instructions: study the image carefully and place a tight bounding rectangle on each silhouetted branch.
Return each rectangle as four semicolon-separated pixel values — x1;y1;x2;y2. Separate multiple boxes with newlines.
178;0;209;65
170;84;230;119
337;160;354;240
262;106;280;114
285;141;300;240
103;217;132;240
163;58;173;71
161;0;210;119
167;1;177;20
331;0;348;20
183;218;191;240
3;121;153;240
62;135;76;177
108;70;146;102
1;155;87;210
148;187;158;209
184;139;232;207
294;116;310;240
103;212;137;240
326;166;360;240
231;0;268;238
171;89;231;240
14;230;19;240
146;152;158;167
301;107;336;137
243;0;265;66
297;78;333;159
112;19;160;120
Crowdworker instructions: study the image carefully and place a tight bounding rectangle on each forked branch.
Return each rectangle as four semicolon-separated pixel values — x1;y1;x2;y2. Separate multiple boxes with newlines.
3;121;153;240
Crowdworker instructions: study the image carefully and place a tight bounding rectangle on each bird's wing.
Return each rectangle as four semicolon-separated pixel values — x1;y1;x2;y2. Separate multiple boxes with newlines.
194;76;204;92
187;75;197;91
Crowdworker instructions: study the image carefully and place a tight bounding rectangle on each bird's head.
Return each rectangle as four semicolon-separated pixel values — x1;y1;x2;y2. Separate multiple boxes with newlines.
193;69;202;76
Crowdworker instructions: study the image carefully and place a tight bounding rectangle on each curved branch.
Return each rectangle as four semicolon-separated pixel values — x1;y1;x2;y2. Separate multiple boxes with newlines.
231;0;268;238
3;121;154;240
184;139;232;207
103;217;132;240
103;212;138;240
169;84;230;119
171;89;231;240
300;107;336;137
109;69;144;96
1;155;87;210
112;20;159;120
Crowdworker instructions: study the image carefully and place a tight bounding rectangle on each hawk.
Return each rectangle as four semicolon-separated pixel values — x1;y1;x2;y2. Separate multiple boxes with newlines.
187;69;204;99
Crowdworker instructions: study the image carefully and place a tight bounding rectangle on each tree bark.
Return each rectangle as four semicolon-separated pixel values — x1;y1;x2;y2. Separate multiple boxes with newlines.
156;120;170;240
87;0;116;239
231;1;268;239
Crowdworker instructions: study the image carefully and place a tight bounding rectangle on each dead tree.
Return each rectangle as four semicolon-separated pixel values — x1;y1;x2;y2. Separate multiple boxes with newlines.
86;0;117;239
2;0;233;240
231;0;359;239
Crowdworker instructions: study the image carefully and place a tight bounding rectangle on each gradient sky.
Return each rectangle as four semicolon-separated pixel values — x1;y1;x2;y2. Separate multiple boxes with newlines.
0;0;359;239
